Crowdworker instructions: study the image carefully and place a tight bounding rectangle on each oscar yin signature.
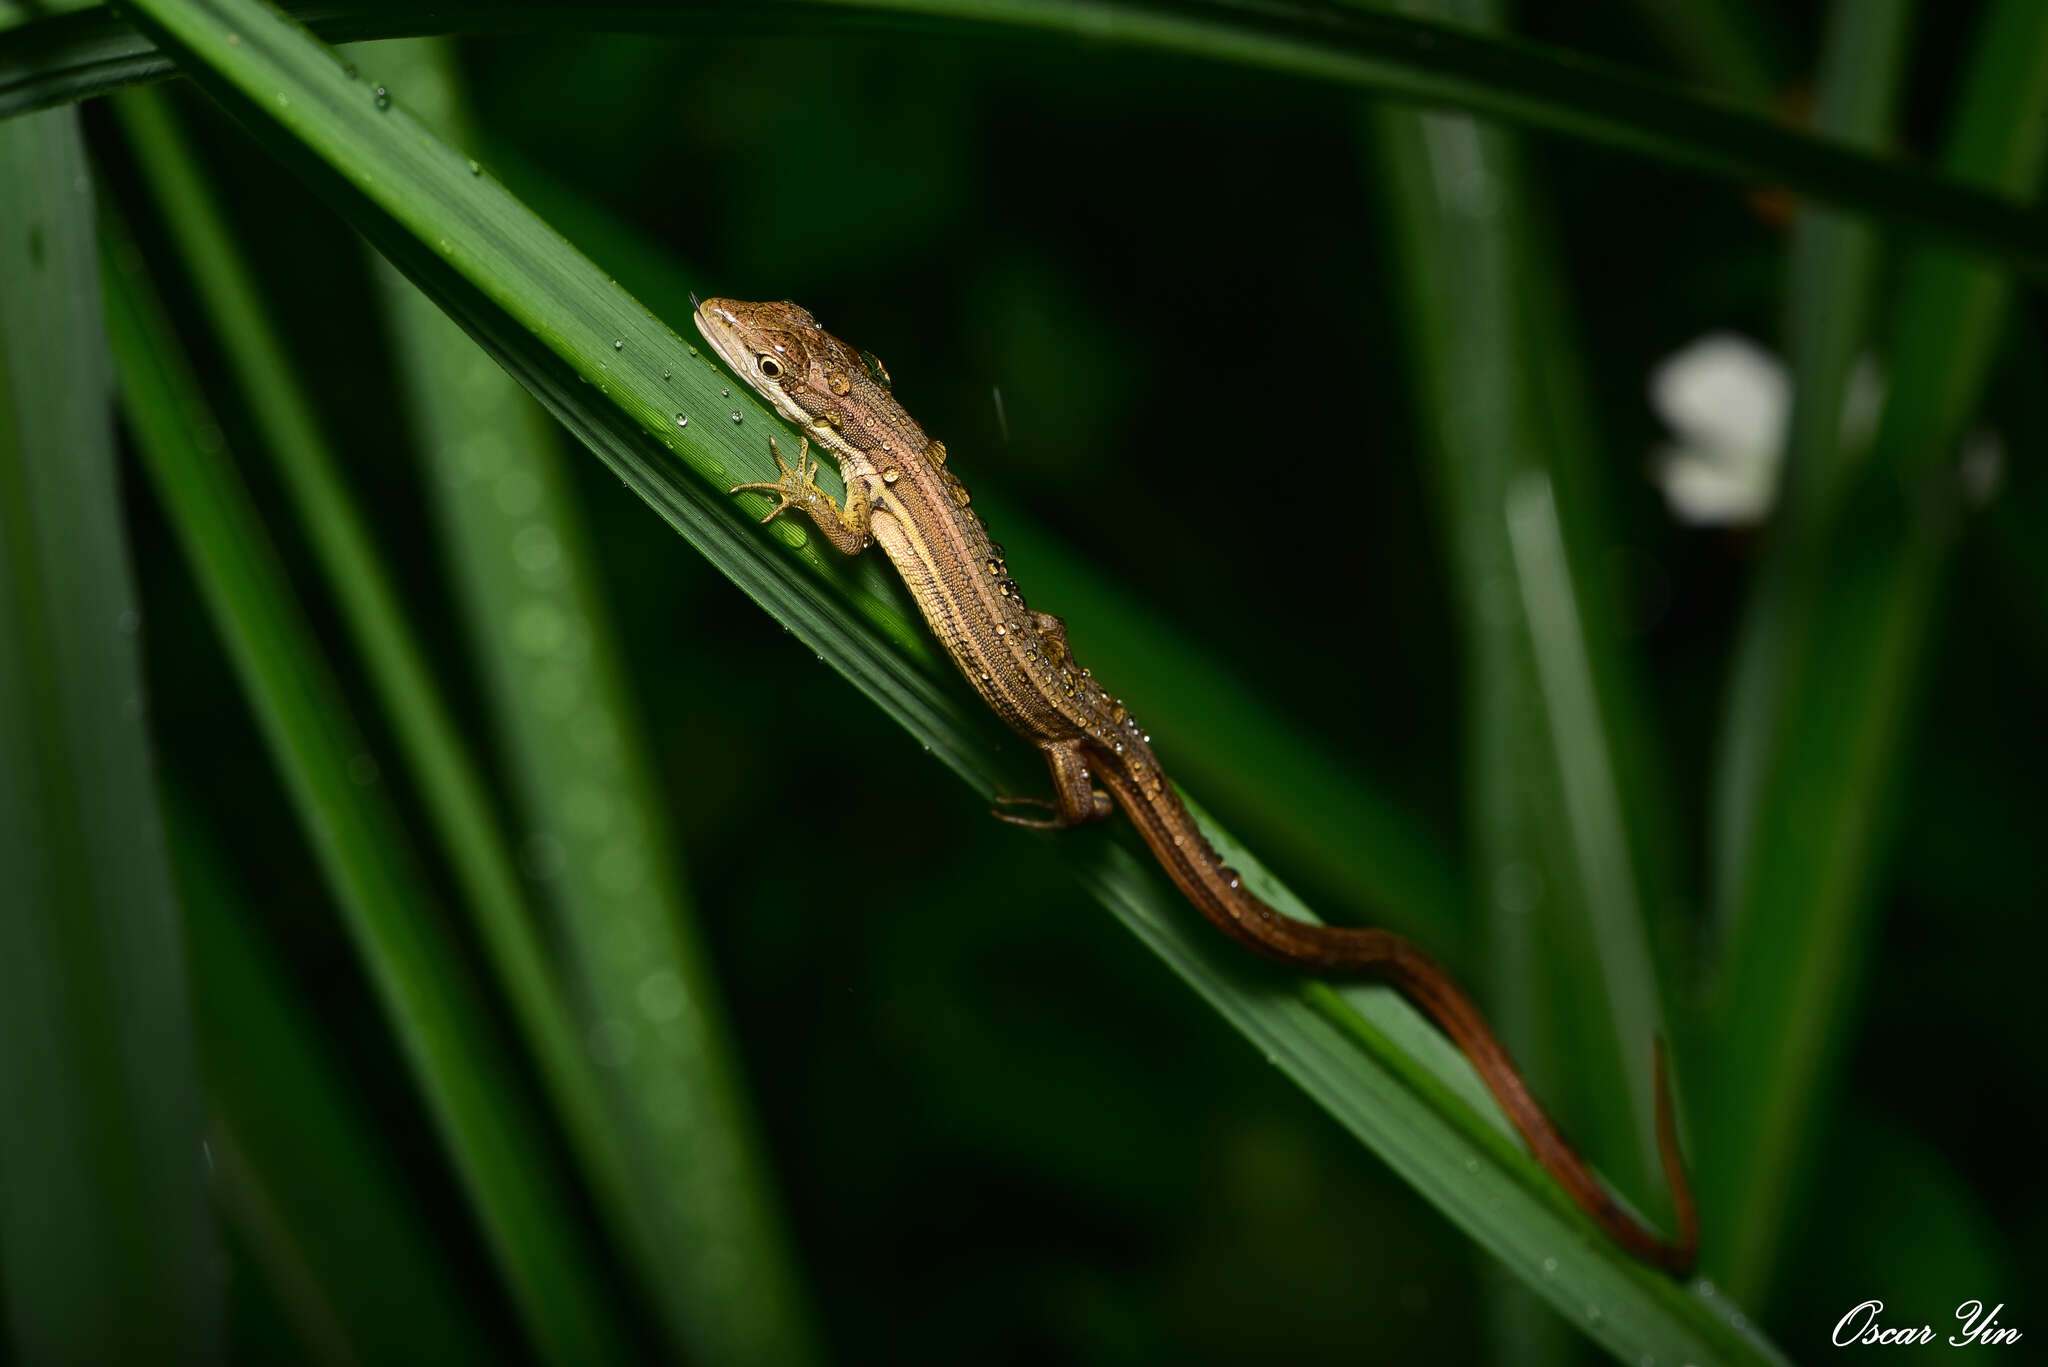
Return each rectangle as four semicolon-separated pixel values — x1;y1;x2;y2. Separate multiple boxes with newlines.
1834;1300;2022;1348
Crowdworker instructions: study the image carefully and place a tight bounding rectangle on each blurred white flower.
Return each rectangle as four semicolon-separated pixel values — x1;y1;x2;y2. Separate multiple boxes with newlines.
1648;332;1789;526
1649;333;1889;526
1649;332;2001;525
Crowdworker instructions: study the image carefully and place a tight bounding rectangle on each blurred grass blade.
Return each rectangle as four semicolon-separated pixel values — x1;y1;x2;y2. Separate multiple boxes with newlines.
101;217;637;1367
1383;64;1584;1365
108;83;680;1342
164;789;496;1367
1367;28;1677;1207
1703;0;2048;1306
0;0;163;114
6;1;2048;280
114;0;1788;1356
0;105;218;1365
1502;472;1666;1169
1711;0;1916;917
1617;0;1785;106
1366;8;1684;1355
368;37;822;1365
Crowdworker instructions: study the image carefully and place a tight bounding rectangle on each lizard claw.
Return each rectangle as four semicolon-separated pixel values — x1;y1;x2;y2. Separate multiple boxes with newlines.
990;794;1069;830
730;435;821;525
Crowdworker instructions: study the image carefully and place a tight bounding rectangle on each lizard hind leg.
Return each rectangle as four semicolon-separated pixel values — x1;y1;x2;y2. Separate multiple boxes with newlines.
991;739;1114;829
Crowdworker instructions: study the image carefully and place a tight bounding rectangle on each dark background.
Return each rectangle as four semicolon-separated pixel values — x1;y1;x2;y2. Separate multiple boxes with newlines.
93;2;2045;1362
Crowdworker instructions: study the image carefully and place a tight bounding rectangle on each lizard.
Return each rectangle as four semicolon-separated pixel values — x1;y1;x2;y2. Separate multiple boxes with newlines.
693;296;1698;1276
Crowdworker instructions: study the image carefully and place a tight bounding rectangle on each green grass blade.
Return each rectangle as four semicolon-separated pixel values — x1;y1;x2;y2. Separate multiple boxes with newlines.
1711;0;1916;914
1369;37;1676;1203
1702;0;2048;1306
368;37;823;1364
1366;7;1686;1357
0;0;166;113
1371;90;1578;1367
114;0;1789;1356
164;788;496;1367
0;104;218;1366
101;217;638;1367
108;83;674;1333
1617;0;1785;105
1501;473;1670;1182
9;0;2048;279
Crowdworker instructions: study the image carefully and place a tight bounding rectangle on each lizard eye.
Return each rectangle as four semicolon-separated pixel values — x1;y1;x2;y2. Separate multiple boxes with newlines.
757;354;783;379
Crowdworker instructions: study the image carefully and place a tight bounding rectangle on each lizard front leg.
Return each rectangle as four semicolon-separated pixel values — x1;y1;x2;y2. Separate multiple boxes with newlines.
993;738;1114;829
730;435;872;555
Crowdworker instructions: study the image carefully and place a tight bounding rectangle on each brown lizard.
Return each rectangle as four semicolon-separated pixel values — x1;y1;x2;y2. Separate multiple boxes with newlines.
694;297;1698;1276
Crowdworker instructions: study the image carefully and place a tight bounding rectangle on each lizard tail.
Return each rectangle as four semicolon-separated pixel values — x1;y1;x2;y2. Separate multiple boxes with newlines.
1092;754;1699;1277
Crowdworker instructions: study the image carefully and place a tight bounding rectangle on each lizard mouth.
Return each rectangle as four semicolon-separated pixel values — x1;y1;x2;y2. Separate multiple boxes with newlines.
690;297;748;372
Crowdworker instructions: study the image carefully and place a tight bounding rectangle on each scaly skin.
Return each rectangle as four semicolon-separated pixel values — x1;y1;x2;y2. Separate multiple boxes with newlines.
694;297;1697;1275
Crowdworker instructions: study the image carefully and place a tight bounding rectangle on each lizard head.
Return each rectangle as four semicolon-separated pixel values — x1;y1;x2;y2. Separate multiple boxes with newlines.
695;297;852;422
694;297;918;452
